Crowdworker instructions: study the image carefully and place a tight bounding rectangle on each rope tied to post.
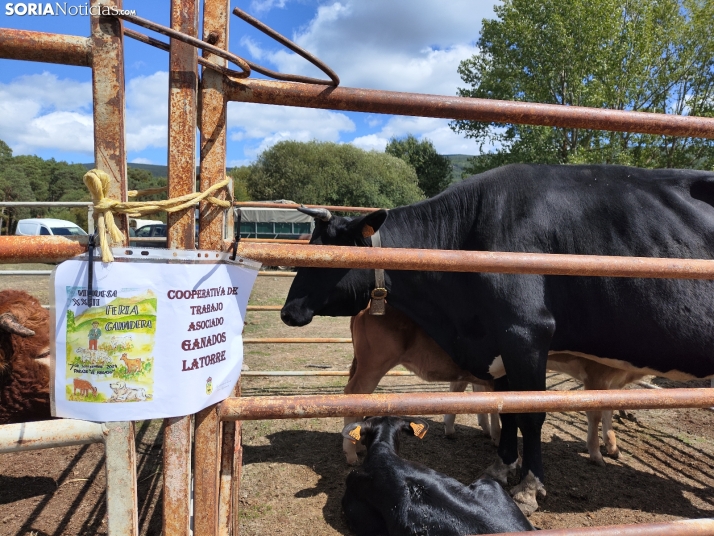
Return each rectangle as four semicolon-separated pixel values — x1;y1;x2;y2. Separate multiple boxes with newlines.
83;169;232;262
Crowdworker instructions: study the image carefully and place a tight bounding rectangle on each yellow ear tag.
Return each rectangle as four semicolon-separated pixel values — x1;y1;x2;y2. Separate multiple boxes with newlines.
362;224;375;238
348;425;361;444
410;422;427;439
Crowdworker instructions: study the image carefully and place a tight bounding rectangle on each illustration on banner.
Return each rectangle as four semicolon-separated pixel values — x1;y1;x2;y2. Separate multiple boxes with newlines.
65;289;156;403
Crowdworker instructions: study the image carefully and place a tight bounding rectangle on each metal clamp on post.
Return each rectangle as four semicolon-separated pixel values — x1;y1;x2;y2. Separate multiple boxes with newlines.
230;208;242;261
86;231;97;310
369;230;387;315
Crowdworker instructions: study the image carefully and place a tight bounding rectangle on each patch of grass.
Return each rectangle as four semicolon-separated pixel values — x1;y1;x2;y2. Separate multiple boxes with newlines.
65;385;107;402
240;504;273;520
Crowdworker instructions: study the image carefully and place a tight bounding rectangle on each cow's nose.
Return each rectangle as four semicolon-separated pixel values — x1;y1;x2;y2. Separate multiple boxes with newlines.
280;308;295;326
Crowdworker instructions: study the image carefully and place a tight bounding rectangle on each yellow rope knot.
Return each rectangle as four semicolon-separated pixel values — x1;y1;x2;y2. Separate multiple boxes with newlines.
83;169;232;263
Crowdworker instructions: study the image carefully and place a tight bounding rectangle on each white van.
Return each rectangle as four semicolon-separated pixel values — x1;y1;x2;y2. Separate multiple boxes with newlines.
15;218;87;237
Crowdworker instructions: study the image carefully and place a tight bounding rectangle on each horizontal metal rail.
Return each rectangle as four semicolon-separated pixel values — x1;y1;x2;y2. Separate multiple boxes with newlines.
11;238;714;281
233;242;714;279
0;270;53;275
217;388;714;421
241;238;309;244
256;271;295;277
0;201;93;208
234;201;377;213
489;518;714;536
226;79;714;139
242;370;413;377
243;337;351;343
0;419;104;453
0;28;92;66
246;305;282;311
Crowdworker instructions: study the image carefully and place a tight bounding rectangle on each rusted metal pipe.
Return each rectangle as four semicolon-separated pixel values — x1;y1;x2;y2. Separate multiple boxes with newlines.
234;201;377;213
91;0;129;237
487;518;714;536
0;236;86;263
103;421;139;536
243;337;351;343
232;242;714;280
218;388;714;421
0;28;92;66
241;238;310;244
246;305;283;311
10;238;714;281
0;419;104;453
226;79;714;139
242;370;413;377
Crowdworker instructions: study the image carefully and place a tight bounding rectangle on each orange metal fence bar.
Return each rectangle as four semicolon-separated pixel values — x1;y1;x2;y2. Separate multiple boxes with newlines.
0;28;92;66
218;389;714;421
226;78;714;139
487;518;714;536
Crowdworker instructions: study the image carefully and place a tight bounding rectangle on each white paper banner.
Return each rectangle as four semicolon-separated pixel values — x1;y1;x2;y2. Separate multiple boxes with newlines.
50;248;260;421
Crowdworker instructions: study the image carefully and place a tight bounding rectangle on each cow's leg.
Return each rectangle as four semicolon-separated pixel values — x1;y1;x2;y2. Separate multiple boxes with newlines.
445;381;468;436
500;316;552;516
343;358;393;465
472;383;501;445
482;377;520;486
586;411;605;466
601;410;619;458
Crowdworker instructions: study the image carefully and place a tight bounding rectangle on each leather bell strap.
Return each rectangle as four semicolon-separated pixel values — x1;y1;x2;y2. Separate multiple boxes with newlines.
372;230;385;289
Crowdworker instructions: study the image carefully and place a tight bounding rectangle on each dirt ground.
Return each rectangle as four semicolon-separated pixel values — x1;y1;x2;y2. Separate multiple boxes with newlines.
1;270;714;535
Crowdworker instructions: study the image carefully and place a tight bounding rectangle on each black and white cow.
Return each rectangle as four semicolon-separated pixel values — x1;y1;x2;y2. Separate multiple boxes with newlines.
342;416;535;535
281;164;714;514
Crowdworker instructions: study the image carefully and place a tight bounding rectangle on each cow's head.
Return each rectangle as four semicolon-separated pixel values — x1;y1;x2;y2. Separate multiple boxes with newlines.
341;416;429;453
0;290;50;374
281;207;388;326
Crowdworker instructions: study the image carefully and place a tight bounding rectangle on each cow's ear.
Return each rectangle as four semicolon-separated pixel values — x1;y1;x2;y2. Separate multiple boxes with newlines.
342;421;365;444
407;418;429;439
346;210;388;240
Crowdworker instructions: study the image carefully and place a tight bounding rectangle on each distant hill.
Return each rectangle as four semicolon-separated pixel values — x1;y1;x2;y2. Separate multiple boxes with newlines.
445;154;473;182
82;163;168;177
84;158;474;183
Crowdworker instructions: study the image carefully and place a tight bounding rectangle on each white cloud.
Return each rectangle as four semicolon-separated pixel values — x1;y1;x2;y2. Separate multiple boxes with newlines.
0;70;169;157
250;0;288;13
130;157;154;165
227;101;355;159
240;0;498;95
0;72;93;155
350;116;481;155
125;71;168;152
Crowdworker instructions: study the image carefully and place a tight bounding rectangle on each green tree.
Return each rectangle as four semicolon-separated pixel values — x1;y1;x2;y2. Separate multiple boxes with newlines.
385;135;453;197
245;141;424;208
227;166;251;201
125;167;167;223
0;140;11;161
451;0;714;175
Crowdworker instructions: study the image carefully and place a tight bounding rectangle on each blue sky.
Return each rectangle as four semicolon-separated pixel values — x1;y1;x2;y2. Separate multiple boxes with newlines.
0;0;499;167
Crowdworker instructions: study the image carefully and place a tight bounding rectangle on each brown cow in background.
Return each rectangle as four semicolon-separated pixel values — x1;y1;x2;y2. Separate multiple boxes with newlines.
0;290;52;424
345;304;643;467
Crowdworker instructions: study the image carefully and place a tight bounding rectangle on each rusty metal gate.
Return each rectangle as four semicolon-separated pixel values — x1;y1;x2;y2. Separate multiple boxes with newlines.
3;1;714;535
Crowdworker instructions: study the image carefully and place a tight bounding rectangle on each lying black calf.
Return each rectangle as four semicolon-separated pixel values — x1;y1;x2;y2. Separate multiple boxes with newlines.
342;416;535;535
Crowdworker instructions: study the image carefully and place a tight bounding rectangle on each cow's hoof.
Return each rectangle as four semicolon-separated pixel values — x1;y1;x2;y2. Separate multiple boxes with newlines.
588;455;606;467
510;472;546;516
482;457;519;486
606;447;620;459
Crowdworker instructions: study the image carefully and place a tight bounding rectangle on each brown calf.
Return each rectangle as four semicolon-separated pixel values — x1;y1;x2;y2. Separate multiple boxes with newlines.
120;354;142;374
73;378;97;397
346;304;643;466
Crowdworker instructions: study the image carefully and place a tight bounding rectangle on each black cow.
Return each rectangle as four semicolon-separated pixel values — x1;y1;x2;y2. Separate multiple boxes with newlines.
281;164;714;514
342;416;535;535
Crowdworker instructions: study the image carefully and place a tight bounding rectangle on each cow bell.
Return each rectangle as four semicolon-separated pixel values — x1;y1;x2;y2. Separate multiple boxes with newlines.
369;288;387;315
